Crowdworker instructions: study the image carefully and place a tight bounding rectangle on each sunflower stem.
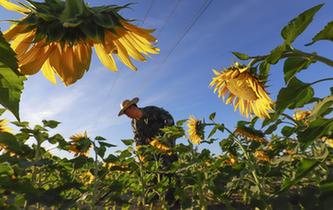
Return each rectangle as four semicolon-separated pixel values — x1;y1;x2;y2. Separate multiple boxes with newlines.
224;127;264;196
248;48;333;68
309;77;333;86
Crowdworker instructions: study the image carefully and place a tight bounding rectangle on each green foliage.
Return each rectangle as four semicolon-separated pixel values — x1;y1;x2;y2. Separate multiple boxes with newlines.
0;31;26;120
307;21;333;46
276;77;314;114
283;57;313;83
0;2;332;209
232;52;249;60
281;4;323;44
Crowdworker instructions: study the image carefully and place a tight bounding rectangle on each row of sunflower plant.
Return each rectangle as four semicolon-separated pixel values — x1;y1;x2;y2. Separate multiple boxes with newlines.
0;1;332;209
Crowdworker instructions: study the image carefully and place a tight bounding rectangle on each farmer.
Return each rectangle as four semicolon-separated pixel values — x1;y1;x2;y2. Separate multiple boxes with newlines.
118;97;177;166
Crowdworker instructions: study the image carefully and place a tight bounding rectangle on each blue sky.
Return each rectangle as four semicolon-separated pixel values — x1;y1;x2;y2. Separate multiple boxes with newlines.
0;0;333;156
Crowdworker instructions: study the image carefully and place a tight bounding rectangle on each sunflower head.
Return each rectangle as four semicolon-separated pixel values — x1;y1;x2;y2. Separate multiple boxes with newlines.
210;62;273;119
224;154;237;165
1;0;159;85
187;116;205;144
68;131;91;156
79;170;95;186
234;125;266;143
254;150;270;162
0;119;12;133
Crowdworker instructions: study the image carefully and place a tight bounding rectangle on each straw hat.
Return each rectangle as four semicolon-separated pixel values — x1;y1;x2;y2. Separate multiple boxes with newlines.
118;97;139;116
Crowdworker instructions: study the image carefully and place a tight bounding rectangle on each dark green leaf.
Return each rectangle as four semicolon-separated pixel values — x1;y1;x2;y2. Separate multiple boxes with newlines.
283;57;312;83
95;136;106;141
232;52;249;60
276;77;314;114
0;32;26;120
99;141;117;147
0;162;14;176
12;121;29;127
176;119;187;126
308;95;333;119
121;139;134;146
207;125;218;139
320;181;333;192
0;31;18;72
266;44;287;64
258;62;270;82
281;126;296;137
105;154;119;162
307;21;333;46
298;118;333;148
209;112;216;121
0;108;6;116
96;146;106;158
48;134;65;145
42;120;60;128
265;120;282;134
280;159;320;192
281;4;323;44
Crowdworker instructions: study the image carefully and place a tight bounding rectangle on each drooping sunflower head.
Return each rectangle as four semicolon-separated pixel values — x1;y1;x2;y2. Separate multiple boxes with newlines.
210;62;273;119
187;116;204;144
69;131;91;156
0;119;12;133
234;125;266;143
1;0;159;85
254;150;270;162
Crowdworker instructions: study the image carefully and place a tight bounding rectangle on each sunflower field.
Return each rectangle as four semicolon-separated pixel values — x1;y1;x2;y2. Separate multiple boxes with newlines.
0;0;332;209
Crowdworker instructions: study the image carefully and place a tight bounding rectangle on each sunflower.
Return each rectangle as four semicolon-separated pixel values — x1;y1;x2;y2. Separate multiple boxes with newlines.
68;131;91;156
234;125;266;143
79;170;95;186
210;62;273;119
1;0;159;86
254;150;270;162
0;119;12;133
224;154;237;165
187;116;204;144
149;138;172;155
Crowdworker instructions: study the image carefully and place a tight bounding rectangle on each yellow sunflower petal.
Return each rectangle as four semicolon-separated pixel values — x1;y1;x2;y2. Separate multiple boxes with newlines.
114;40;137;70
94;43;117;71
0;0;30;14
41;58;57;84
11;31;34;57
19;43;51;75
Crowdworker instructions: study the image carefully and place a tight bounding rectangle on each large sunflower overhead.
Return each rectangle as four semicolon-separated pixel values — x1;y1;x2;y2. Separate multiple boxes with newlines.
1;0;159;85
210;62;273;119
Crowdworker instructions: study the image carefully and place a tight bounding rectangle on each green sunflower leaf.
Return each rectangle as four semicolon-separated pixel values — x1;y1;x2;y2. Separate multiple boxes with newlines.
276;77;314;114
306;21;333;46
280;158;321;192
266;43;286;64
232;52;249;60
283;57;313;83
259;61;270;82
0;31;25;120
309;95;333;119
298;118;333;148
281;4;323;44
